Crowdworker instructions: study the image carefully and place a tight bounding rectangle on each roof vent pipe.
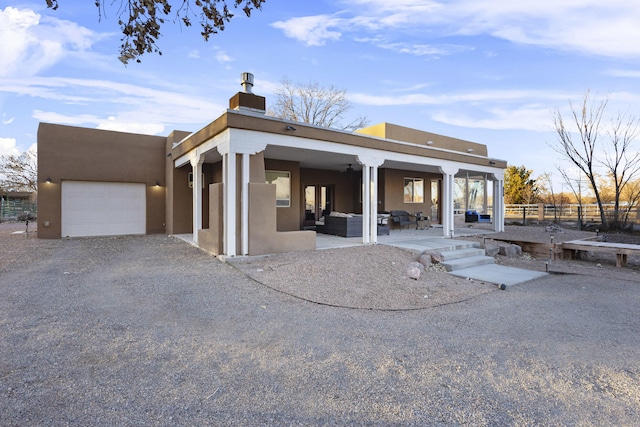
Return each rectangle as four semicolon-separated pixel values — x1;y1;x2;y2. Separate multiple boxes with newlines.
241;72;254;94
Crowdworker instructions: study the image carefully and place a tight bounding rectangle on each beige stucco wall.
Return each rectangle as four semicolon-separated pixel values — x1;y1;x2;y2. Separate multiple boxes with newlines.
381;168;439;224
264;159;301;231
37;122;167;239
249;183;315;255
164;131;192;235
356;122;489;156
197;183;223;255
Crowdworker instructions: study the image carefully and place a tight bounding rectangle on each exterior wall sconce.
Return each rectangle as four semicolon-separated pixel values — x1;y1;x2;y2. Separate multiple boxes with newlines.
154;180;161;187
426;140;434;145
285;125;297;131
489;161;496;166
45;177;52;184
467;148;474;153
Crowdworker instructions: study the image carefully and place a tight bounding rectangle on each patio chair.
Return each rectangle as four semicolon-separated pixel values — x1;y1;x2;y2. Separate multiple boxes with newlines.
390;210;418;231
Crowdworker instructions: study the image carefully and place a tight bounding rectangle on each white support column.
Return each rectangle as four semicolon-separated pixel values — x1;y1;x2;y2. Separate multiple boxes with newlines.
241;153;250;256
362;165;371;244
217;140;237;258
484;175;489;215
357;156;384;245
217;134;266;258
369;165;379;244
440;167;458;238
225;152;237;257
493;177;505;232
190;153;205;243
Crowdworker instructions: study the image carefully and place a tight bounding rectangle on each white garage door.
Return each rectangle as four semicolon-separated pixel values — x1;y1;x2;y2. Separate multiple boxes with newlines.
62;181;146;237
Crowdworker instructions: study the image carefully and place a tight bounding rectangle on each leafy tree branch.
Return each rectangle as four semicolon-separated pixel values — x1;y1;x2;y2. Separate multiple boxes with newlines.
45;0;266;64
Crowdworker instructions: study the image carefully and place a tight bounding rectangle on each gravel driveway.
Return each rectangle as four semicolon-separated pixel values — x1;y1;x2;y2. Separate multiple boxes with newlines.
1;222;639;425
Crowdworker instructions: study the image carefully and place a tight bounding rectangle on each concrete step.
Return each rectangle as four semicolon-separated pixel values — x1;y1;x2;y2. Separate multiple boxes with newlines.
441;255;495;272
440;247;485;261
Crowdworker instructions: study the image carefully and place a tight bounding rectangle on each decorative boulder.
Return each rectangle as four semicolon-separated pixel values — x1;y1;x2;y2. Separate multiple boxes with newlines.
428;251;444;264
407;266;421;280
499;244;522;258
484;243;501;257
408;261;425;272
418;253;432;268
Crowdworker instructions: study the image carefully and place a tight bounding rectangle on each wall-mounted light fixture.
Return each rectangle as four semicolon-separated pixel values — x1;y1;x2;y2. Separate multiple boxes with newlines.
285;125;297;131
489;161;496;166
166;152;172;157
45;177;52;184
467;148;474;153
426;140;434;145
154;180;161;187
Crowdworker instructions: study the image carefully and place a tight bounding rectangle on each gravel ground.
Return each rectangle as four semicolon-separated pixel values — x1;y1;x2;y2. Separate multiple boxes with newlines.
1;221;639;425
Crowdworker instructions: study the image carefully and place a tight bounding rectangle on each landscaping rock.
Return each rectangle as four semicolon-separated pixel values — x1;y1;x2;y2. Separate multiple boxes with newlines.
484;243;500;257
428;251;443;264
499;244;522;258
407;266;421;280
408;261;425;272
418;253;432;268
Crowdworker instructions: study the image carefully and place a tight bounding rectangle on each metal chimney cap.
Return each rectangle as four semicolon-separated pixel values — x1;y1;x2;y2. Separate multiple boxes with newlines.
241;72;254;93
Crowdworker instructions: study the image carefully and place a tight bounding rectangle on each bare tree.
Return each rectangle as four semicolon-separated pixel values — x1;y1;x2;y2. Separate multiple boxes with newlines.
539;172;565;223
552;91;609;228
553;91;640;230
0;150;38;193
602;110;640;228
45;0;266;64
268;78;369;131
619;179;640;226
557;167;588;227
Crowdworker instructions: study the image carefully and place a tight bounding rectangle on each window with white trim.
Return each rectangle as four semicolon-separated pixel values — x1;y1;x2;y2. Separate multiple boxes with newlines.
404;178;424;203
266;170;291;207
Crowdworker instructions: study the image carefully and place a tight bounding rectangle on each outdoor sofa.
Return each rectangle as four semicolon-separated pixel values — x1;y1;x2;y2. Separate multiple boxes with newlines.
465;210;491;223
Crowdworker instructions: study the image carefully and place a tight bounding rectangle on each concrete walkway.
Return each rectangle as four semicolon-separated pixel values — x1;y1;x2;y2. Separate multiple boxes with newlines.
449;264;548;287
379;235;548;287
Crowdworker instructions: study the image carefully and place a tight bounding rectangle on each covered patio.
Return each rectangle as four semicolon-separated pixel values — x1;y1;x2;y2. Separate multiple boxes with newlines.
166;78;506;258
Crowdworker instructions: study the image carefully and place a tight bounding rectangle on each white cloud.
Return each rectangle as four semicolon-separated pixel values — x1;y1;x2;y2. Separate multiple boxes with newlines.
0;137;19;156
432;105;553;131
449;0;640;57
0;7;100;77
351;89;574;107
376;42;461;57
604;69;640;78
22;76;226;135
271;15;342;46
97;117;166;135
33;110;103;126
215;50;233;62
275;1;640;58
2;113;14;125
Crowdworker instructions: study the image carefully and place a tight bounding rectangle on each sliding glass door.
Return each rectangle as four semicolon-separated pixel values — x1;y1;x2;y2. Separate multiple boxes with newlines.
304;184;334;224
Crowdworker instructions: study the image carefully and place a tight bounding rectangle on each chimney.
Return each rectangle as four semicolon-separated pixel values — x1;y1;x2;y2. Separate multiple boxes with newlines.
229;72;266;113
241;72;254;93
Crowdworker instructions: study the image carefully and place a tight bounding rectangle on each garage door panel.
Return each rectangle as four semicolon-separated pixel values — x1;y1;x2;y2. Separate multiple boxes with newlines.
62;181;146;237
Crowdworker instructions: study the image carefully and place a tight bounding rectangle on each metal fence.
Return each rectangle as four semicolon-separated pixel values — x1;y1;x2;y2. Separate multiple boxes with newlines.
505;203;639;223
0;199;37;221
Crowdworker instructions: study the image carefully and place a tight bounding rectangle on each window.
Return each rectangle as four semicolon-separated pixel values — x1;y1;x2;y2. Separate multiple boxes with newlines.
266;170;291;207
404;178;424;203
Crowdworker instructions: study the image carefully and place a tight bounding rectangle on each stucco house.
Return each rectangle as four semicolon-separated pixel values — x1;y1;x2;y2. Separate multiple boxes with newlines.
37;73;507;257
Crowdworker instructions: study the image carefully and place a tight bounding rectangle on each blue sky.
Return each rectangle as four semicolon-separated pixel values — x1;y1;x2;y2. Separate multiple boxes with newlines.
2;0;640;187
